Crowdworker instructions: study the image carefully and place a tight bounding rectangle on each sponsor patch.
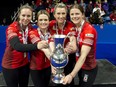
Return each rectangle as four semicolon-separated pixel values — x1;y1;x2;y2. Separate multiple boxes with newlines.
85;33;94;38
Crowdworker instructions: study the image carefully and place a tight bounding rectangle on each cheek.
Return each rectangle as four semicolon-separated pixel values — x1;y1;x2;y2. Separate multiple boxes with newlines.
71;17;73;21
70;17;75;21
63;14;67;18
37;22;41;26
27;17;32;21
29;17;32;20
46;21;49;24
47;23;49;26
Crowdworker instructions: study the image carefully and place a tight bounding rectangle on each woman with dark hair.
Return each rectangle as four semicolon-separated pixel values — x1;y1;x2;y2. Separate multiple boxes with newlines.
62;4;98;87
29;10;53;87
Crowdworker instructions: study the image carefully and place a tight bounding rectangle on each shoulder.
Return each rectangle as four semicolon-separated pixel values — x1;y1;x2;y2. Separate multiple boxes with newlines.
28;29;40;41
49;20;57;31
65;20;75;28
83;22;97;37
49;20;56;25
6;22;18;33
84;22;96;32
29;28;38;35
65;21;75;31
7;22;18;29
66;20;74;27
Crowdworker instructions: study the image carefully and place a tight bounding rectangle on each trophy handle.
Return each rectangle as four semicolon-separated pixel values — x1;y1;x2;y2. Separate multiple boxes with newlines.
62;32;72;49
62;35;69;48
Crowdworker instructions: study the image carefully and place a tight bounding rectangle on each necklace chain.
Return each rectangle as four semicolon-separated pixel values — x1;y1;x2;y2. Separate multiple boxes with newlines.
76;20;85;43
37;28;50;40
55;20;66;35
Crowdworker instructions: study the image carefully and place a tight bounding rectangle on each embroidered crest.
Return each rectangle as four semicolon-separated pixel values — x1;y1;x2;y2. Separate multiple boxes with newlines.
83;74;88;82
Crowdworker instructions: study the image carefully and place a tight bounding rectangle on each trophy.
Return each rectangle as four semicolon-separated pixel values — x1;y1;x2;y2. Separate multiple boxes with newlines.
50;34;68;84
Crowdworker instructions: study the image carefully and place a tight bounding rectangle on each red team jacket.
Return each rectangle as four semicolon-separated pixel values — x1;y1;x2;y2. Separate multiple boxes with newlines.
49;20;76;47
2;22;33;69
28;29;51;70
76;21;97;70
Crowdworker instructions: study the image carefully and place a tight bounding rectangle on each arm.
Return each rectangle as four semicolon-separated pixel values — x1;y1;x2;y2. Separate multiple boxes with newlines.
10;36;37;52
64;36;77;54
69;36;77;52
70;45;91;77
62;45;91;84
41;41;54;60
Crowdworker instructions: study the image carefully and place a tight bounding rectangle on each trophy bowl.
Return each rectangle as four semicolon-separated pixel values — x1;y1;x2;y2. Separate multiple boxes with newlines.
50;34;69;84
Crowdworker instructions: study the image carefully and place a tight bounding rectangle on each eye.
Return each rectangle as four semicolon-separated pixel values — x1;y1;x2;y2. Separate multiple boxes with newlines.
22;14;26;17
39;19;42;21
76;13;79;15
57;12;60;15
62;12;66;15
27;15;31;17
44;19;48;21
70;13;74;16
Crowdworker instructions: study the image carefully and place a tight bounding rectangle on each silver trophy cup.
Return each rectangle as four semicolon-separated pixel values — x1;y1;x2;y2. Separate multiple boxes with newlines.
50;34;68;84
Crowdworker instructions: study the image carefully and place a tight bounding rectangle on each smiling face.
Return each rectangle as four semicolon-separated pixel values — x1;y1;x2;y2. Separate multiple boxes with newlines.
19;8;32;26
70;8;84;26
54;7;67;24
69;4;84;27
53;3;67;25
37;14;49;30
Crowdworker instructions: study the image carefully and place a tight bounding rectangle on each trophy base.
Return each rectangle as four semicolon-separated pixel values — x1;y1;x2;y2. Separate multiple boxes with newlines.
52;73;65;84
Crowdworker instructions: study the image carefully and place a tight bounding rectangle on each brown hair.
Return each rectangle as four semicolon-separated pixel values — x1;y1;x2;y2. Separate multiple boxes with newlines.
19;3;33;15
17;3;33;21
69;4;84;14
37;10;50;20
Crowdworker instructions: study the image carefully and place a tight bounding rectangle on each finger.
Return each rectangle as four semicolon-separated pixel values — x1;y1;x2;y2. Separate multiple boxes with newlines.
62;80;67;85
67;80;71;84
62;77;68;85
51;68;56;74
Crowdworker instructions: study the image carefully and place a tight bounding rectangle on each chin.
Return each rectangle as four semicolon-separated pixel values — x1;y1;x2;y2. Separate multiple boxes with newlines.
41;27;47;29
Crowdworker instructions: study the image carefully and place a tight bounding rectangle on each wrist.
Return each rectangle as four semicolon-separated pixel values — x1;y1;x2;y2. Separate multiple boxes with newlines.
69;73;74;79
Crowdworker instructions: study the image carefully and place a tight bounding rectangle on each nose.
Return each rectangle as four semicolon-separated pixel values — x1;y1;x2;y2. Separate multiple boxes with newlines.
41;20;45;23
24;16;28;20
73;14;77;17
59;14;63;18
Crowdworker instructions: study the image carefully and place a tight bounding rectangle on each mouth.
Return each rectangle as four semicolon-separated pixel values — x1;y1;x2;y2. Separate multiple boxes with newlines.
72;19;78;22
58;17;64;21
41;24;48;26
